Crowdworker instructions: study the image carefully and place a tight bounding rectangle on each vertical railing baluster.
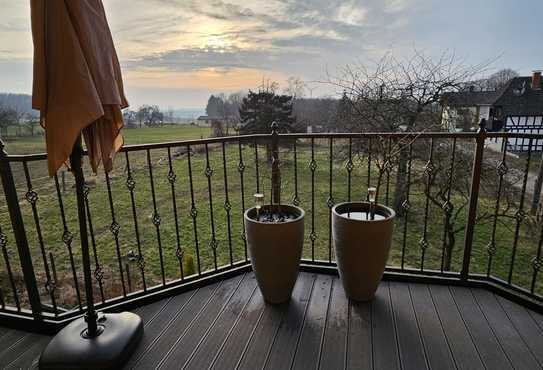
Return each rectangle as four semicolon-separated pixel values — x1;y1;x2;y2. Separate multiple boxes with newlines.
187;145;201;274
508;138;532;284
327;138;334;263
271;123;280;205
28;168;56;308
126;263;132;293
204;144;218;270
82;185;105;302
0;140;41;318
238;140;247;261
48;252;59;315
487;140;508;277
400;143;413;270
0;223;20;311
461;119;487;280
167;147;184;279
0;288;4;310
254;139;260;194
292;139;300;206
420;138;435;271
124;152;146;290
53;171;82;309
146;149;166;285
346;138;353;202
441;138;457;272
385;137;392;206
367;138;372;200
104;171;127;296
222;142;234;266
531;221;543;293
309;138;317;261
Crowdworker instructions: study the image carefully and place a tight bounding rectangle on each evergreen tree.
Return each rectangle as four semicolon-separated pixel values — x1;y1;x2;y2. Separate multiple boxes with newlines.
239;89;296;134
334;91;355;131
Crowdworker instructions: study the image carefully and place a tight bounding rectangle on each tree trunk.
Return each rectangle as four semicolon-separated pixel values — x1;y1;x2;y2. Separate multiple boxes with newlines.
530;151;543;215
442;213;455;271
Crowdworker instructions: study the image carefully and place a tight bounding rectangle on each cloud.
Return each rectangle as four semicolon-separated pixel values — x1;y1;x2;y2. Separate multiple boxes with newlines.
125;46;313;74
0;0;424;106
335;3;368;26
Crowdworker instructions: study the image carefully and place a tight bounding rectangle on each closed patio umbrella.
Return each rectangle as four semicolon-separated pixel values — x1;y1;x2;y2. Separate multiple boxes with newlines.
31;1;143;369
31;0;126;176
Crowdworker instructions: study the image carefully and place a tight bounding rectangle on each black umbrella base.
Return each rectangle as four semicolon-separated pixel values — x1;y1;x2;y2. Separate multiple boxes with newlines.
39;312;143;370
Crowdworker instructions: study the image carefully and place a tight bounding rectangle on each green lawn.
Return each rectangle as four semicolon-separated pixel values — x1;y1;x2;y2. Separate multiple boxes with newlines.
0;129;541;310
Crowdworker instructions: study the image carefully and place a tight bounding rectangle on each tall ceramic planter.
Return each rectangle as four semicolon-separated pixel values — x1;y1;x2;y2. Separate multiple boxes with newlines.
332;202;395;301
244;205;305;303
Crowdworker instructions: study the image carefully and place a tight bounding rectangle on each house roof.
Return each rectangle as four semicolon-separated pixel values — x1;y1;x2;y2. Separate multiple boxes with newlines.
494;77;543;116
442;76;543;116
442;90;500;107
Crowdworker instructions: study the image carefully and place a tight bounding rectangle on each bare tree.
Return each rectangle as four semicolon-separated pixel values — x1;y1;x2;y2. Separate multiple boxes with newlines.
0;104;19;136
325;50;490;215
472;68;519;91
284;76;306;99
423;140;523;270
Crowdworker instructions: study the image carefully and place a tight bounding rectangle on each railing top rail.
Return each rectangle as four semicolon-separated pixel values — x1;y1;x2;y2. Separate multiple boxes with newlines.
4;130;543;162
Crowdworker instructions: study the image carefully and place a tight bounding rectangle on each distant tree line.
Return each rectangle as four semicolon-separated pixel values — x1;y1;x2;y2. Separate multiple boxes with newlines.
468;68;519;92
204;78;340;136
123;105;165;128
204;92;244;135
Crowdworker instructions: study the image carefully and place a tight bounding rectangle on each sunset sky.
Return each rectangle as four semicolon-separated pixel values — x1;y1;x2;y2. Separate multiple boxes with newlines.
1;0;542;109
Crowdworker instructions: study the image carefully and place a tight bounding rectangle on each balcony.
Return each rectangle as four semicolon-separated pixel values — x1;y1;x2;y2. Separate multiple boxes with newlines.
2;273;543;369
1;129;543;368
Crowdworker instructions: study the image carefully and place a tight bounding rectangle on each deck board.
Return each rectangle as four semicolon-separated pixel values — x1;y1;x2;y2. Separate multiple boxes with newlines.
1;274;543;370
472;289;540;370
320;277;349;370
263;273;316;369
210;287;266;369
497;296;543;367
371;282;400;370
389;281;428;370
346;296;372;369
184;274;257;369
428;285;484;370
409;284;455;370
450;286;514;370
5;335;50;370
131;280;227;368
124;290;198;368
291;274;333;370
157;274;244;369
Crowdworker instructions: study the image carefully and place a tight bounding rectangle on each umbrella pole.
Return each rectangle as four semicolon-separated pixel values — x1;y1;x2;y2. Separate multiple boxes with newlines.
69;136;99;337
40;136;143;369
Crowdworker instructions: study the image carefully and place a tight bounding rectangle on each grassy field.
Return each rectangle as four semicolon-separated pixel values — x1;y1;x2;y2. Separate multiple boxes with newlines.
0;126;541;310
2;124;212;155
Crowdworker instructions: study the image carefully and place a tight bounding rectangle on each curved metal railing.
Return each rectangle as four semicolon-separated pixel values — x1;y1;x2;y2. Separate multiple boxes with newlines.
1;125;543;331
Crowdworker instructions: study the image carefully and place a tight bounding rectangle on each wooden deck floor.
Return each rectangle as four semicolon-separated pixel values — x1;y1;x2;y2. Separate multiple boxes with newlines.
1;272;543;369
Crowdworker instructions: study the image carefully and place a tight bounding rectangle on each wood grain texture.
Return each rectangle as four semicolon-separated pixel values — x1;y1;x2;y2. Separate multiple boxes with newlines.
1;275;542;370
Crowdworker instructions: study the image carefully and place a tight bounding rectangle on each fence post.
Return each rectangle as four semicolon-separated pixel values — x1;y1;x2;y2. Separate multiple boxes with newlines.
0;139;42;318
271;122;281;205
461;119;487;280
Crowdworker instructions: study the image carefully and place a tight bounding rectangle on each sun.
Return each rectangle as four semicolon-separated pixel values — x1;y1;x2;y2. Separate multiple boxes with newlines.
203;35;231;51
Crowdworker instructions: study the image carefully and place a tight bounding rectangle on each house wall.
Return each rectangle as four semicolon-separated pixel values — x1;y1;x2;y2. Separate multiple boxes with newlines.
478;105;490;122
505;115;543;151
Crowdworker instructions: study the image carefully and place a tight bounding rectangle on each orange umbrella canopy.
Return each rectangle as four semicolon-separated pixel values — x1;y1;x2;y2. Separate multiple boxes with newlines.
31;0;127;176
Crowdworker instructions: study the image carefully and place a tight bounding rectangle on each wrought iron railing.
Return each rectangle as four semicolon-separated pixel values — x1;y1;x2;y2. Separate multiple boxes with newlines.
1;122;543;332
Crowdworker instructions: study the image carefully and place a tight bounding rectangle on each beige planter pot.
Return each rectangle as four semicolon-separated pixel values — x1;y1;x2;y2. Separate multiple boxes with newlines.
332;202;395;301
244;205;305;304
